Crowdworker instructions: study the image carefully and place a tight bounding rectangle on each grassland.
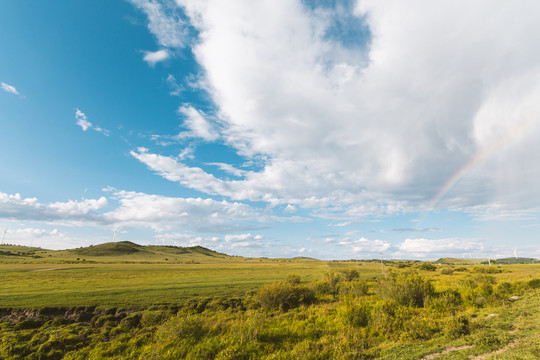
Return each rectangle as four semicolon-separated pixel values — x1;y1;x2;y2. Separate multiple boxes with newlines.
0;242;539;359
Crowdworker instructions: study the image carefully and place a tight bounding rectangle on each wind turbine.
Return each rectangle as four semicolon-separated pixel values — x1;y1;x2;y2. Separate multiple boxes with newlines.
113;229;118;242
1;228;6;245
514;248;518;259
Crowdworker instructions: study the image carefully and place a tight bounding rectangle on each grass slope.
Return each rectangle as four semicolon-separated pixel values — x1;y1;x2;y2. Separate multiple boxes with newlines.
0;241;234;264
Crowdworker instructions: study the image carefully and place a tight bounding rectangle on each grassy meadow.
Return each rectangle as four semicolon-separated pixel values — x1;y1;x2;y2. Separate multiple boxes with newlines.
1;242;539;359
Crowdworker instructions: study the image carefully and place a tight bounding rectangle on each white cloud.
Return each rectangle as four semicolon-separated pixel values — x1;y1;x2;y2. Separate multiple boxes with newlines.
104;189;273;232
75;109;110;135
0;191;107;226
166;74;182;95
462;203;538;222
143;49;170;66
284;204;297;214
0;189;281;234
129;0;187;48
324;236;391;254
75;108;92;131
177;105;219;141
125;0;540;220
208;163;248;177
397;238;485;258
3;228;65;244
154;232;219;247
225;233;265;248
1;82;20;96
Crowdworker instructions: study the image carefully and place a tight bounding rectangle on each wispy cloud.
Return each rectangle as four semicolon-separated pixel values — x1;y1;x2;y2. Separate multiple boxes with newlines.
225;233;265;248
397;238;485;258
129;0;188;49
75;109;110;135
324;236;391;254
166;74;182;96
143;49;170;66
176;105;219;141
1;82;20;96
391;227;441;233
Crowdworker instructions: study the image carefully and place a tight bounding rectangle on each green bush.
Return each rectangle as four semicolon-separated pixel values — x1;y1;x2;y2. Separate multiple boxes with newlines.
494;281;513;299
376;272;435;307
527;278;540;289
440;267;454;275
340;269;360;281
444;315;470;339
286;274;301;285
419;263;437;271
427;289;462;313
255;281;316;311
473;266;502;274
340;280;369;297
325;272;342;295
340;300;371;327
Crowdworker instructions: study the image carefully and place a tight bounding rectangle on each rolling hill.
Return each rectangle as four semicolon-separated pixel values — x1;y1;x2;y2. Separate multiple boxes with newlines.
0;241;233;263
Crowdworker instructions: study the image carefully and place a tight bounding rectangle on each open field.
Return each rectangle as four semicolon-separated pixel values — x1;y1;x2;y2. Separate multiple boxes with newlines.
0;261;336;308
1;242;539;359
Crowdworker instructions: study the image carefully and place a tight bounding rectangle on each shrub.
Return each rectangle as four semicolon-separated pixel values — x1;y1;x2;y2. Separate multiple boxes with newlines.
340;300;371;327
340;280;369;297
494;281;513;299
286;274;301;285
340;269;360;281
419;263;437;271
527;278;540;289
473;266;502;274
325;272;342;295
440;267;454;275
427;289;462;313
376;272;435;307
255;282;316;311
444;315;470;339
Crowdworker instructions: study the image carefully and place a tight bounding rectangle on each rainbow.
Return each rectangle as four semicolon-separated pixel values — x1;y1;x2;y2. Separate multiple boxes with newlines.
427;116;539;210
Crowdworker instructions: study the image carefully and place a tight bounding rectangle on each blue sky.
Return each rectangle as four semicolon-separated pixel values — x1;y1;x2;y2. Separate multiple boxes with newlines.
1;0;539;260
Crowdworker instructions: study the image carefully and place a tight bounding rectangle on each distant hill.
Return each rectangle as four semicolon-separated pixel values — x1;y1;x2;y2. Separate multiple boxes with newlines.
436;257;538;265
0;241;233;264
434;258;485;265
493;257;538;264
73;241;144;256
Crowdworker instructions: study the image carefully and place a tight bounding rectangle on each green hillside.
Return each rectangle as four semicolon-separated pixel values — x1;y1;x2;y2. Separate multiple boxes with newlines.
436;257;539;265
494;257;538;264
73;241;145;256
0;241;233;264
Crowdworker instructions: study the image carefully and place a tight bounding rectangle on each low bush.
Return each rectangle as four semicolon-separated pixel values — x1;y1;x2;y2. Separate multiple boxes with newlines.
340;269;360;281
340;280;369;297
444;314;470;339
427;289;462;313
419;263;437;271
527;278;540;289
440;267;454;275
255;281;316;311
376;272;435;307
340;299;370;327
473;266;502;274
286;274;301;285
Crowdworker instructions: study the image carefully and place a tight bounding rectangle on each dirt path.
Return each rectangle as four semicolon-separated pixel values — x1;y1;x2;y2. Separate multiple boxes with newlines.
470;334;539;360
29;267;70;272
420;345;473;359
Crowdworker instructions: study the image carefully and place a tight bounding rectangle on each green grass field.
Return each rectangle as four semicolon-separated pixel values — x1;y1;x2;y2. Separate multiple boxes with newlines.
1;242;539;359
